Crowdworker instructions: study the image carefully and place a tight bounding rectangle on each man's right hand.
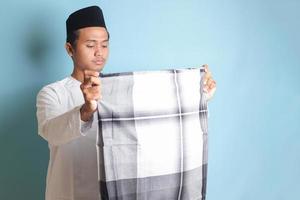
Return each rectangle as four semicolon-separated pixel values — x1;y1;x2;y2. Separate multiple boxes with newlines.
80;70;101;121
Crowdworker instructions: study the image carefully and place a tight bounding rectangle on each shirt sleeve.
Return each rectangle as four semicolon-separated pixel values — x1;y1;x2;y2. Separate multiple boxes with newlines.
36;86;94;146
80;116;94;135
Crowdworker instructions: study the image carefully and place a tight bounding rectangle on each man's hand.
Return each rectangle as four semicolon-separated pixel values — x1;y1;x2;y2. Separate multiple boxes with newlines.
203;64;216;101
80;70;101;121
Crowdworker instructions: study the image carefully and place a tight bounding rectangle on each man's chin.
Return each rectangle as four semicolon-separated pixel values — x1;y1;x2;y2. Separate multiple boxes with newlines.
88;65;105;72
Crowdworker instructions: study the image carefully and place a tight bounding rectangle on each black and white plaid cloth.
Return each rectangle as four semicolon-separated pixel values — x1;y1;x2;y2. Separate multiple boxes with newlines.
97;66;208;200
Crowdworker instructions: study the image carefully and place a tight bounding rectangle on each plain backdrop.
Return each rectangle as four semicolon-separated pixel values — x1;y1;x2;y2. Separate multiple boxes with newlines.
0;0;299;199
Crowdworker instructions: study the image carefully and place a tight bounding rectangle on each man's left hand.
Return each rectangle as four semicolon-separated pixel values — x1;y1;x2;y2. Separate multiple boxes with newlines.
202;64;216;101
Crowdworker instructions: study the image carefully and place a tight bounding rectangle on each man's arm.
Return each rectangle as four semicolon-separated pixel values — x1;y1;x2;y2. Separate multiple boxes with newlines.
36;70;101;146
36;87;93;146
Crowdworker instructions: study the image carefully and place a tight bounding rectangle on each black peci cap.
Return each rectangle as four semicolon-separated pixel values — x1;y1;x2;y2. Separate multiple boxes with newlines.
66;6;107;36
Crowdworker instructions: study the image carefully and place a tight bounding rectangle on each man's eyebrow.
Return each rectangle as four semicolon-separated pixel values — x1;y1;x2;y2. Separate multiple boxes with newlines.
85;39;109;43
85;39;97;42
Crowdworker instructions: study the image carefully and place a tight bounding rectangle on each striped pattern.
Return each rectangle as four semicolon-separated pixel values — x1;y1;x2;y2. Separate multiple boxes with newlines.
97;67;208;200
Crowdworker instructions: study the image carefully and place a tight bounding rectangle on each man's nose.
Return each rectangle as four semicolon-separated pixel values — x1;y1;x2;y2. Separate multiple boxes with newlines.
94;46;103;56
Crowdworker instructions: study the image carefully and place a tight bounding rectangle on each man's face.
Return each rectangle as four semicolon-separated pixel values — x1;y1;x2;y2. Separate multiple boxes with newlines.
70;27;109;72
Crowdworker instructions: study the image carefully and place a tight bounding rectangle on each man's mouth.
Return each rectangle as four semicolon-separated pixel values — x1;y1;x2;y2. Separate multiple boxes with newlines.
93;59;105;65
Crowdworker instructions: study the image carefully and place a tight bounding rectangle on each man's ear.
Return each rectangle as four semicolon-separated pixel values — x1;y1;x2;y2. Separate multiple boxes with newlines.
65;42;74;57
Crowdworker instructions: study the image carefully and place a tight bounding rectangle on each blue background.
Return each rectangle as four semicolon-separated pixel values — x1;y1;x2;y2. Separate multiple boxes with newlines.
0;0;299;199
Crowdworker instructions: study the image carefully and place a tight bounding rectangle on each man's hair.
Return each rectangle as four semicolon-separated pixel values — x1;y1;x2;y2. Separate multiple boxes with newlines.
66;30;110;48
66;30;80;47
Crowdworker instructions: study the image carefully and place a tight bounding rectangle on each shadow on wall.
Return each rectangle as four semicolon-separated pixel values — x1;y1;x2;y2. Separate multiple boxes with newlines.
25;23;52;67
0;8;59;199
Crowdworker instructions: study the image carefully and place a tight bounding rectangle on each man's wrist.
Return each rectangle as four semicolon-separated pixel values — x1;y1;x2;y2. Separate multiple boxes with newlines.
80;104;94;122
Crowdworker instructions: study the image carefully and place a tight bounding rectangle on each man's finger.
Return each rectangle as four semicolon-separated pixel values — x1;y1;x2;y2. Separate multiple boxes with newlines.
206;78;214;86
206;87;216;101
83;76;91;85
203;73;212;85
88;85;101;93
203;64;209;72
205;70;212;78
84;76;101;86
209;81;216;89
85;76;100;84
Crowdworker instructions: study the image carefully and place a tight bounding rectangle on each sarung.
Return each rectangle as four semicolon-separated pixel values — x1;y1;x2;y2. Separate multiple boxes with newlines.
97;67;208;200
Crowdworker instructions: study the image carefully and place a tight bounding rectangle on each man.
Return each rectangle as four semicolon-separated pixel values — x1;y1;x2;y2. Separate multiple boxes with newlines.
36;5;216;200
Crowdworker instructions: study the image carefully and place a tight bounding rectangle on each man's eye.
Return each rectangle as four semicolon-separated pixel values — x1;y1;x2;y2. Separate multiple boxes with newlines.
86;45;94;48
102;45;108;48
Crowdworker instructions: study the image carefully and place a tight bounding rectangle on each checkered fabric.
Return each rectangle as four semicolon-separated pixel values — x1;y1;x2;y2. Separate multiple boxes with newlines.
97;66;208;200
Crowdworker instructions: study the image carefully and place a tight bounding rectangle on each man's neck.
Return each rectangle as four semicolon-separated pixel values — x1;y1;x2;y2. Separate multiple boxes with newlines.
71;68;84;83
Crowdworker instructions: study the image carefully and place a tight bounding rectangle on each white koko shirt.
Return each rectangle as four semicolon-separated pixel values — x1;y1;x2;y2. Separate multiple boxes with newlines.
36;76;100;200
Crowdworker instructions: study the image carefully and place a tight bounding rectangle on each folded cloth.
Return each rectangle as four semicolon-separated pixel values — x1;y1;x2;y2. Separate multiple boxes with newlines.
97;66;208;200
